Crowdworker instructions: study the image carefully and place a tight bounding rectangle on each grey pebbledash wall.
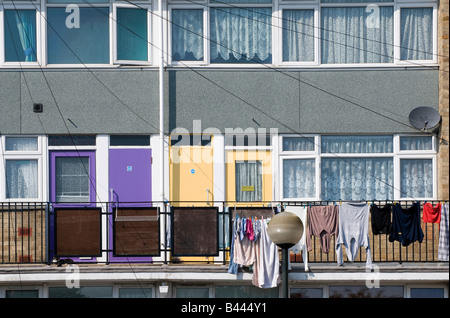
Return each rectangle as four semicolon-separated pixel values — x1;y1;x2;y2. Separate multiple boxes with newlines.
0;68;438;135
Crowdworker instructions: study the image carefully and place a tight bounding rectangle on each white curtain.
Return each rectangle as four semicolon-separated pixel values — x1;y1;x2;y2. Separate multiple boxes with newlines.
283;137;315;151
282;9;315;62
400;136;433;150
6;160;38;199
400;159;433;198
321;6;394;64
55;157;90;202
283;159;316;198
321;135;393;153
5;137;38;151
210;7;272;63
400;7;433;60
321;158;394;201
236;161;263;201
172;9;204;61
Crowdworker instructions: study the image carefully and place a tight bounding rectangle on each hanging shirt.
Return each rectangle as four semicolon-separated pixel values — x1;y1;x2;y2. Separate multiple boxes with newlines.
389;202;424;247
423;202;442;224
306;205;339;253
371;203;392;235
438;203;449;261
336;202;372;269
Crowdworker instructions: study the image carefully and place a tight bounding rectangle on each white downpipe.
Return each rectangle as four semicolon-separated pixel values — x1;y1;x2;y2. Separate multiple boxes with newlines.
159;0;165;204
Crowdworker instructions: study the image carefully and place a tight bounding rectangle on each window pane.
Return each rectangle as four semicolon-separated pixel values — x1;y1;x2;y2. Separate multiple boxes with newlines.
283;137;315;151
283;159;316;198
110;135;150;146
55;157;90;202
117;8;148;61
47;7;109;64
6;160;38;199
47;0;108;3
5;137;38;151
4;10;37;62
172;9;204;61
321;135;393;153
400;8;433;60
283;10;314;62
400;159;433;198
236;161;262;201
211;0;272;3
329;286;404;298
5;290;39;298
321;6;394;63
119;288;152;298
216;285;278;298
400;136;433;151
210;8;272;64
290;288;323;298
49;286;112;298
410;288;444;298
321;158;394;201
176;287;209;298
48;135;96;146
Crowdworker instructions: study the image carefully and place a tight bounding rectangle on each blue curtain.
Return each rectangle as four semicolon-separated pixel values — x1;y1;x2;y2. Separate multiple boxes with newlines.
282;9;315;62
321;6;394;64
4;10;36;62
172;9;204;61
400;8;433;60
210;7;272;63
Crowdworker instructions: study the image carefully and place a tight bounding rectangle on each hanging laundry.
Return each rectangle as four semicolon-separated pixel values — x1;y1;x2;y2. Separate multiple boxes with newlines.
252;218;280;289
370;203;392;235
306;205;339;253
423;202;442;224
286;206;309;272
438;203;449;261
389;202;424;247
336;202;372;269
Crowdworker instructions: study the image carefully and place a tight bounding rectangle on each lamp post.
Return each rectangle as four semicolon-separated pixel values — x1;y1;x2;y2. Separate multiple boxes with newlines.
267;212;304;298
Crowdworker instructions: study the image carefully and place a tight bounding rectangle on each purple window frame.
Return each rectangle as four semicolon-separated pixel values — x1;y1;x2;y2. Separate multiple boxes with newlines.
49;151;96;206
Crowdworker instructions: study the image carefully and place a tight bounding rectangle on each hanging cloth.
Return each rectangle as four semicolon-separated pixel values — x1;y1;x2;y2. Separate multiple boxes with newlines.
438;203;449;261
389;202;424;247
286;206;309;271
336;202;372;269
370;203;392;235
306;205;339;253
423;202;442;224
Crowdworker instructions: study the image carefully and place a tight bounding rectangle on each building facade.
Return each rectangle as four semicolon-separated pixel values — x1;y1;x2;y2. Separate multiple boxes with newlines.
0;0;448;300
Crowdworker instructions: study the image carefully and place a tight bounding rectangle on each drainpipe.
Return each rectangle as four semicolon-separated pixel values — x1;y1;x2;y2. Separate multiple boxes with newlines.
159;0;165;204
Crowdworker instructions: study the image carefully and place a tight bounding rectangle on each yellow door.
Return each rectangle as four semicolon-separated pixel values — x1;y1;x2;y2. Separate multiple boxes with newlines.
169;138;214;262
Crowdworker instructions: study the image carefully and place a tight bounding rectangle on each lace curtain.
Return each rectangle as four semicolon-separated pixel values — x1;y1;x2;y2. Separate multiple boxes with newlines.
282;9;315;62
283;159;316;198
401;159;433;198
210;7;272;63
321;6;394;63
235;161;263;201
400;7;433;60
55;157;90;202
6;160;38;199
172;9;204;61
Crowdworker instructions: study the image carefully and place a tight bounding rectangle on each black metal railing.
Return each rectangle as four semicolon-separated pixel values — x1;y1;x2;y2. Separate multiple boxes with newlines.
1;200;447;265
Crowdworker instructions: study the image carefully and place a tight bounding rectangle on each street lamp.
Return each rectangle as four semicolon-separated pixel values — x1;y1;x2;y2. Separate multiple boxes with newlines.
267;211;304;298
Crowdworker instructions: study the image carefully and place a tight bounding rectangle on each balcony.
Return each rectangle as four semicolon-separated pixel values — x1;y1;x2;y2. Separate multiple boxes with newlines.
0;200;447;266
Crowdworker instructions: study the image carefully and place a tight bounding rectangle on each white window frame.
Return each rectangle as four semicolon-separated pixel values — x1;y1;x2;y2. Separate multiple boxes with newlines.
0;3;42;67
0;135;45;202
0;285;43;298
168;3;208;66
113;284;155;298
395;2;438;65
113;2;152;65
406;284;449;298
278;134;437;201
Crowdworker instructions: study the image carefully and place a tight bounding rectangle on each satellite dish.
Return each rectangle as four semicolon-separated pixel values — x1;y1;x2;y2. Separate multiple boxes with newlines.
409;107;441;131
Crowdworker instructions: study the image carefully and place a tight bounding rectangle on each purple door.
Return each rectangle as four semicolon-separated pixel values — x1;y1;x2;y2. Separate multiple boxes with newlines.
109;148;153;262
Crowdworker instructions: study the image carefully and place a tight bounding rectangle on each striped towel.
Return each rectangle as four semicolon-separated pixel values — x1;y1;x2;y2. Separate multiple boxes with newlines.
438;202;449;261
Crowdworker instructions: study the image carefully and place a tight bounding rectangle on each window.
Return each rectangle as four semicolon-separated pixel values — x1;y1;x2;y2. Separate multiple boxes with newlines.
47;7;109;64
171;9;204;62
400;7;434;61
116;6;150;63
49;286;112;298
175;287;210;298
1;136;41;201
410;287;445;298
3;9;37;62
329;285;404;298
118;288;153;298
50;151;95;204
235;161;263;201
279;135;436;201
282;9;315;62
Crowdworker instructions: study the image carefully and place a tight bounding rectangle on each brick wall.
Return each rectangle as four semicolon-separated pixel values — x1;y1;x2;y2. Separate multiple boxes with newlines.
439;0;450;200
